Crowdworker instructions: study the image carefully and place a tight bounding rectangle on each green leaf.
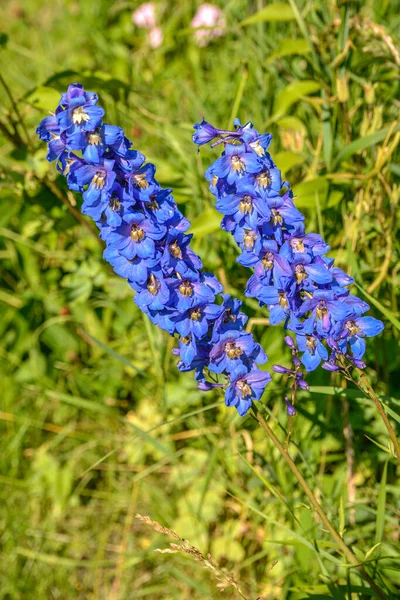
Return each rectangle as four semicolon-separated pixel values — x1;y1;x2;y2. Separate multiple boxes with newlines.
321;90;332;171
382;403;400;425
292;177;328;208
375;461;388;543
189;208;221;237
26;86;62;111
335;123;400;166
364;542;382;561
327;189;344;208
364;435;393;454
266;38;310;63
240;3;295;26
274;151;304;173
271;80;321;121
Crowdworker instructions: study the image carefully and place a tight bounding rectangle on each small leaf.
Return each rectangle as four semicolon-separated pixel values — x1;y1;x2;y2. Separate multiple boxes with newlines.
327;189;344;208
274;151;304;173
335;123;400;165
271;80;321;121
266;38;310;63
382;403;400;425
292;177;328;208
26;86;62;111
364;542;382;561
240;3;295;26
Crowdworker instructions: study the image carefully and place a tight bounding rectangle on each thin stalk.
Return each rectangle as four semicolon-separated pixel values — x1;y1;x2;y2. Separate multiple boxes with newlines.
0;71;32;148
346;370;400;469
250;405;388;600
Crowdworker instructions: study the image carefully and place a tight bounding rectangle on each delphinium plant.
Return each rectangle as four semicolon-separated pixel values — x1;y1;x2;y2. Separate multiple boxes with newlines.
37;84;396;599
192;118;386;410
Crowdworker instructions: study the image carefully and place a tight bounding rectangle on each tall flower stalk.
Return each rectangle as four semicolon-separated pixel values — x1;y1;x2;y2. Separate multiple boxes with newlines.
37;84;271;417
191;119;400;460
192;118;384;379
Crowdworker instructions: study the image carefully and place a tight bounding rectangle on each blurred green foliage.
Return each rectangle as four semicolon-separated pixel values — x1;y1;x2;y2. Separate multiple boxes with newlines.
0;0;400;598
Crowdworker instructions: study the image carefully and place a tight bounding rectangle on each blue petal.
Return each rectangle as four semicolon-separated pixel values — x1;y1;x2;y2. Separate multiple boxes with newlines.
356;316;384;337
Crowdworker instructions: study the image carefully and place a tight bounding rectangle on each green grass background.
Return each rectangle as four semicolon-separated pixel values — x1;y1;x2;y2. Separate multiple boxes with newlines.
0;0;399;598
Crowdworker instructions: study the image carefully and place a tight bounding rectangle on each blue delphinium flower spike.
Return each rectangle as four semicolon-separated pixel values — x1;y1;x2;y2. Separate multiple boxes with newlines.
37;84;272;416
192;118;384;382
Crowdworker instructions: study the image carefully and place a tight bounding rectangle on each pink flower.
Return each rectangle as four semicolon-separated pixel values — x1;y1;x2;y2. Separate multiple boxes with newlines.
149;27;163;48
132;2;156;29
191;3;225;47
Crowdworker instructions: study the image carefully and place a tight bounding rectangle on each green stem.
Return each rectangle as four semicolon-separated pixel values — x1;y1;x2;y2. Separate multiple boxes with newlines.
348;370;400;469
250;405;387;600
0;71;32;148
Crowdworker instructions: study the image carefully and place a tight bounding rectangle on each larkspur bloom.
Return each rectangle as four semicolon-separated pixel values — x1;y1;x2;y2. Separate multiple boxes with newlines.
37;83;271;416
193;118;384;390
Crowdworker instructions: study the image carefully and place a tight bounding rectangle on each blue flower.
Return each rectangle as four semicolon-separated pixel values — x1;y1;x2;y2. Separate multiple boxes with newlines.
36;115;66;161
291;255;333;289
216;181;270;227
237;239;292;285
56;83;104;135
161;231;203;276
82;181;128;224
37;87;276;418
209;330;267;374
297;290;352;337
169;272;217;312
225;365;271;416
104;245;160;285
128;163;157;195
140;188;176;224
192;119;223;145
337;316;384;359
211;295;248;341
75;158;117;198
208;144;261;185
296;333;329;371
134;267;171;312
107;212;166;260
280;233;330;262
66;124;125;164
174;303;224;339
